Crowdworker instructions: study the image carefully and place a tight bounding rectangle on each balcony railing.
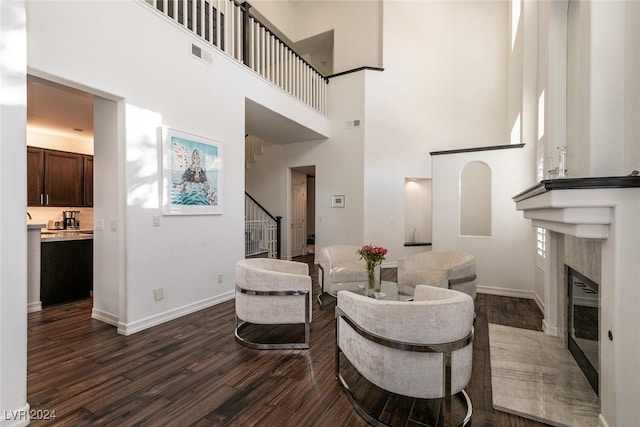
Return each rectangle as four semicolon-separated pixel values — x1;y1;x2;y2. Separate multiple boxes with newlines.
144;0;327;114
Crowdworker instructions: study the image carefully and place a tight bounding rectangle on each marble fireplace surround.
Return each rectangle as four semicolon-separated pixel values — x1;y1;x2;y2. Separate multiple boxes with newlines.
514;176;640;427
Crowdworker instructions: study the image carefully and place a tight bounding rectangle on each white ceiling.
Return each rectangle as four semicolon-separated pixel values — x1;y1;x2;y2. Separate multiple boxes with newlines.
27;76;94;139
245;98;325;144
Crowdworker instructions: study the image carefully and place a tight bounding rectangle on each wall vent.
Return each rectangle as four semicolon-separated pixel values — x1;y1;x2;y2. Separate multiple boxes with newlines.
191;43;213;66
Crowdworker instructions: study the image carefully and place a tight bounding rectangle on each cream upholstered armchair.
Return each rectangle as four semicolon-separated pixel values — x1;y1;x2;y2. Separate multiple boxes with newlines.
336;285;475;427
317;245;371;302
397;251;477;299
235;258;312;349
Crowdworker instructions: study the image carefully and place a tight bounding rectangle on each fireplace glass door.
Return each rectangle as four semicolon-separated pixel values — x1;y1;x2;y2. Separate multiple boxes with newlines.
568;267;599;395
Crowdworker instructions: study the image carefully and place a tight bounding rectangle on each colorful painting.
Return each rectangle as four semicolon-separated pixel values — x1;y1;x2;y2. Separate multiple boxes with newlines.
161;127;222;215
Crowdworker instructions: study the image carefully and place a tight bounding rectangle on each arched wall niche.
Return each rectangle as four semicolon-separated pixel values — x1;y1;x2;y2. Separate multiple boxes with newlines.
460;161;492;237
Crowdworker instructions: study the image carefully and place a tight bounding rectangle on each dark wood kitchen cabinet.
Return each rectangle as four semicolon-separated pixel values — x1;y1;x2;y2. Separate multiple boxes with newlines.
41;239;93;307
83;156;93;207
26;147;45;206
27;147;93;207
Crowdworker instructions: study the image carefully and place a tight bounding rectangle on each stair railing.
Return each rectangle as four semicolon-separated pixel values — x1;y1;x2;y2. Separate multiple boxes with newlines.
245;192;281;259
143;0;327;114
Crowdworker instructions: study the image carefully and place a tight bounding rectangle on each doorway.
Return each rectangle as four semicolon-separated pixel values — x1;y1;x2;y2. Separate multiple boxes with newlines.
26;75;120;326
290;166;315;258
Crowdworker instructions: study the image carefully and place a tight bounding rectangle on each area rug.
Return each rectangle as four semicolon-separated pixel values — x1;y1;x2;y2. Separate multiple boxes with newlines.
488;324;600;427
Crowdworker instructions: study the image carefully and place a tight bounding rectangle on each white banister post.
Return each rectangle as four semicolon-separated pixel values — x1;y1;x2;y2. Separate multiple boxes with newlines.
270;35;275;83
284;49;289;93
230;0;235;58
200;0;205;37
207;1;213;43
260;27;265;75
237;3;242;61
276;41;281;86
191;0;197;32
216;0;221;48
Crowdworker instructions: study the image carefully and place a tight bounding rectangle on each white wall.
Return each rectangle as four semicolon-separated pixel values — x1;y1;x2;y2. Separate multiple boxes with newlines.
291;0;382;72
625;2;640;173
245;72;366;260
0;0;29;423
26;0;329;334
247;1;515;268
362;0;509;262
563;0;640;177
92;97;121;326
251;1;382;74
432;146;536;297
249;0;297;41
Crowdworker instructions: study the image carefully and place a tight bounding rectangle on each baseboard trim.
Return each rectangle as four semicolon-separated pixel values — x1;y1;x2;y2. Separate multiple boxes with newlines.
116;291;235;336
477;285;535;300
27;301;42;313
91;308;119;327
533;293;545;313
542;319;558;337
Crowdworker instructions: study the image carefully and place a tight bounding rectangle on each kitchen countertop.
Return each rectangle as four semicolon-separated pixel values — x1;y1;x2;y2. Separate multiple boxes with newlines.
41;229;94;242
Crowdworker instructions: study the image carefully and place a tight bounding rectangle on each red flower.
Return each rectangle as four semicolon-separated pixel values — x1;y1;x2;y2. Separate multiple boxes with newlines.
357;244;388;268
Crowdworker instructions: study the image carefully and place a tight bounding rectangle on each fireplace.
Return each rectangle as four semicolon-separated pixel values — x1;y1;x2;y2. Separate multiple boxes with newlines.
567;266;598;395
513;175;640;426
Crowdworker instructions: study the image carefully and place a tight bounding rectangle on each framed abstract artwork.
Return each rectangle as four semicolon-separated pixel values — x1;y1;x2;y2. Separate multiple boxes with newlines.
160;127;222;215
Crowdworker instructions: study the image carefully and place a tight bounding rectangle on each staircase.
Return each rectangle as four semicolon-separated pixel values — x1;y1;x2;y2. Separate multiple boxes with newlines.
245;192;281;259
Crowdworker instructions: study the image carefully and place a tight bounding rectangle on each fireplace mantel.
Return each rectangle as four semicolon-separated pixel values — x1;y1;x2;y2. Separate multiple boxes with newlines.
513;176;640;238
513;175;640;427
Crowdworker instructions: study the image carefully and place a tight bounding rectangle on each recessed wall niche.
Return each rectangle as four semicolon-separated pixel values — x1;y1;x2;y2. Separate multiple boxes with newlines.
404;178;432;244
460;161;491;237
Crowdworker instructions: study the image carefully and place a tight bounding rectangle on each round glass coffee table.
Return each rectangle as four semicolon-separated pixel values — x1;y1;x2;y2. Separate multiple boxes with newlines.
318;281;413;308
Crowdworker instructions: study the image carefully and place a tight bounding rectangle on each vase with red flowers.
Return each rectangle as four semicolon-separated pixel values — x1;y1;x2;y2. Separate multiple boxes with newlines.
357;244;388;297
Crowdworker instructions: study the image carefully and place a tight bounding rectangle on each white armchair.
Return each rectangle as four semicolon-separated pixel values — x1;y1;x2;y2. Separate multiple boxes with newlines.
235;258;312;349
397;251;477;299
317;245;372;302
336;285;475;426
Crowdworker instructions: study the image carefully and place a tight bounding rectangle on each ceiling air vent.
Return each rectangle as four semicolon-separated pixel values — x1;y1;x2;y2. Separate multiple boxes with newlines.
191;43;213;66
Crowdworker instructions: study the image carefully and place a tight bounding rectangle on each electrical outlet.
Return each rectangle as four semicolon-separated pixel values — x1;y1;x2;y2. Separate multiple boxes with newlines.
153;216;160;227
110;219;117;232
154;287;164;301
217;273;224;284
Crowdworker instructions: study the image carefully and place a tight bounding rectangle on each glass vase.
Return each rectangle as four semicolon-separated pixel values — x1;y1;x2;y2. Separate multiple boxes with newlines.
367;268;376;297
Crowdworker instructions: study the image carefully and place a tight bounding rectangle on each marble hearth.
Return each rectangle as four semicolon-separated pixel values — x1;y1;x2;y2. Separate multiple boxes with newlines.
514;176;640;427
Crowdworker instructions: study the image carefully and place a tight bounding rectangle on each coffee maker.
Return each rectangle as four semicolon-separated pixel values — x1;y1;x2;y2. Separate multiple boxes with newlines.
62;210;80;230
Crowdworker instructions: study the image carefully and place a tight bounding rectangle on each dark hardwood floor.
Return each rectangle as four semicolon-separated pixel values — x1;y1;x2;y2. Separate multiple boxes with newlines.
27;255;549;426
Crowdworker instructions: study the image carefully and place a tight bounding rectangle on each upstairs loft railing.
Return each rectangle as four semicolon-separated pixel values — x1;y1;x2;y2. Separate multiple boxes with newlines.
245;192;282;259
143;0;328;115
